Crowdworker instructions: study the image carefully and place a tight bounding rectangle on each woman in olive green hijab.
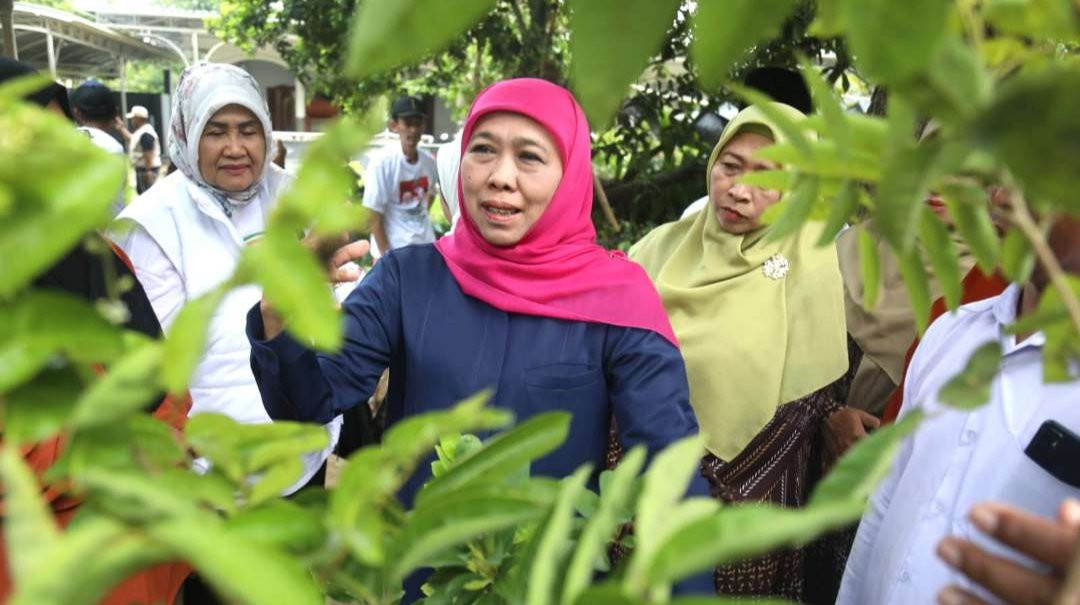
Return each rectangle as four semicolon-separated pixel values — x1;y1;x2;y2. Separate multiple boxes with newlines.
630;103;855;601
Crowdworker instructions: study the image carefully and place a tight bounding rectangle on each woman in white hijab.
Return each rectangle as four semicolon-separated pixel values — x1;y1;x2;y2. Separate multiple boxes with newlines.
113;62;339;492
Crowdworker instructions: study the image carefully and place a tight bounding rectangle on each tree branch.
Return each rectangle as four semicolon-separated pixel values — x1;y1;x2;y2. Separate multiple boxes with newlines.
1010;198;1080;337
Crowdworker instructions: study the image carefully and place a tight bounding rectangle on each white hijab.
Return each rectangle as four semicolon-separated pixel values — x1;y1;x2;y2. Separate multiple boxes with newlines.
167;62;274;213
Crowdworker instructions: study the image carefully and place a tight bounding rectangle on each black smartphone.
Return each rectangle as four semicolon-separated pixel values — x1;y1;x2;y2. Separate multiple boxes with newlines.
1025;420;1080;489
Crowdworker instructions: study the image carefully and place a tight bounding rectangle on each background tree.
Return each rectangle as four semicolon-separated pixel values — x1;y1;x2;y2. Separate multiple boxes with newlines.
214;0;848;240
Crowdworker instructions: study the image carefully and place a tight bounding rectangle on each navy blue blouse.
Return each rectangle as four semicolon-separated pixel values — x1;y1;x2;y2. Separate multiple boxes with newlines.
246;245;707;504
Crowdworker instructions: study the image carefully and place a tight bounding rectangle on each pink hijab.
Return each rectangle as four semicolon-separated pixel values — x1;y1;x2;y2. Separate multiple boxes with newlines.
434;78;678;347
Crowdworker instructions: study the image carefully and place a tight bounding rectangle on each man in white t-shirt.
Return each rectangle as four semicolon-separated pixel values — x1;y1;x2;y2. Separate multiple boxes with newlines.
70;80;128;218
363;95;438;258
436;133;463;233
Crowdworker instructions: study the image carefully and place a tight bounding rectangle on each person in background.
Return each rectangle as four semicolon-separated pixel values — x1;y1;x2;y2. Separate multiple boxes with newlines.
630;103;856;603
119;105;162;194
112;63;340;497
837;215;1080;604
680;67;815;219
436;132;463;231
363;95;439;258
248;78;712;602
71;80;128;217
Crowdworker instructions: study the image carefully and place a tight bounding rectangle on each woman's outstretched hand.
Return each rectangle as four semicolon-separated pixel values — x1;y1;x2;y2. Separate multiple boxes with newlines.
259;236;370;340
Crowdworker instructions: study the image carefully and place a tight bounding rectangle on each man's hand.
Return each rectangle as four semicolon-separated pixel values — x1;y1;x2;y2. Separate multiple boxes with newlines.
936;499;1080;605
822;406;880;467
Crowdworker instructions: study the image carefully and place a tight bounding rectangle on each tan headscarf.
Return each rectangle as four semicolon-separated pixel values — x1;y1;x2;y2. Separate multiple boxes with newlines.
837;220;973;414
630;104;849;460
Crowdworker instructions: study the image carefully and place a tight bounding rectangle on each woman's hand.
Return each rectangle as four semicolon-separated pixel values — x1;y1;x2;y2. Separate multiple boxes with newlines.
259;236;370;340
936;499;1080;605
822;406;880;467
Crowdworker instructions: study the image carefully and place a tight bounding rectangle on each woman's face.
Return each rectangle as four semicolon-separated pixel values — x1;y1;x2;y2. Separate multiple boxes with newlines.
460;111;564;247
197;104;266;192
709;131;780;235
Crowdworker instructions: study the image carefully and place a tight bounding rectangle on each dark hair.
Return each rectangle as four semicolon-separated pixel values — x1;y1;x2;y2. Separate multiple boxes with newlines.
0;57;74;120
743;67;814;115
71;80;118;121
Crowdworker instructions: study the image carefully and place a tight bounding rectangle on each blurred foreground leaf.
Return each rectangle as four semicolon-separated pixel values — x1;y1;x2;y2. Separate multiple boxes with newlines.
345;0;496;78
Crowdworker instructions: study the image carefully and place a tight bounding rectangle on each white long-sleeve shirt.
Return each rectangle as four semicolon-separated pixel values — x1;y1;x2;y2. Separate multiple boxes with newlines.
837;283;1080;605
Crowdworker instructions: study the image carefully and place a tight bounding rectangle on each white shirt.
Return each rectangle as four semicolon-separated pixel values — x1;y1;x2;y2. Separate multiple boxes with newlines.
837;283;1080;605
79;126;127;218
681;196;708;219
362;146;438;257
436;137;462;232
128;123;161;169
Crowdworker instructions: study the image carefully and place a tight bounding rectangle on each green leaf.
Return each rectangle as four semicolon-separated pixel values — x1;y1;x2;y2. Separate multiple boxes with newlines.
242;226;341;351
809;409;925;505
875;145;939;253
562;447;646;605
672;598;794;605
727;84;813;157
799;56;849;155
0;446;62;581
938;342;1004;409
3;365;84;444
528;466;593;605
897;247;933;334
918;209;963;310
273;111;385;234
736;170;796;192
818;181;861;245
0;289;124;393
972;68;1080;210
345;0;497;79
626;435;704;587
808;0;846;37
330;392;510;565
984;0;1080;41
79;468;203;522
858;227;882;311
161;283;229;394
148;517;323;605
572;584;648;605
226;499;326;553
390;490;551;583
63;416;187;479
0;102;126;297
752;141;881;182
692;0;797;89
379;390;509;465
910;36;992;125
841;0;952;83
569;0;682;127
70;341;164;430
417;411;571;506
764;175;820;242
1006;276;1080;381
940;183;1001;273
5;515;168;605
1001;226;1036;284
645;500;862;587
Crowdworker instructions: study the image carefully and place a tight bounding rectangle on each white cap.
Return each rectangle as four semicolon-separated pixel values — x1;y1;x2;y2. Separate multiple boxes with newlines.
126;105;149;120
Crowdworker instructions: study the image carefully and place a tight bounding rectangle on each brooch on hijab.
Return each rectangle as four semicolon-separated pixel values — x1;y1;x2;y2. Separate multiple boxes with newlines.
762;253;790;280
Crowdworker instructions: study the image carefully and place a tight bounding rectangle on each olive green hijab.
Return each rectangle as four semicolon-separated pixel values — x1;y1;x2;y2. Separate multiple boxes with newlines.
630;103;848;460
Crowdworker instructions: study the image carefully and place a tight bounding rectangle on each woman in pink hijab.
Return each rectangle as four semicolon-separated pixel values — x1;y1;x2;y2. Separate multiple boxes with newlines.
249;78;706;515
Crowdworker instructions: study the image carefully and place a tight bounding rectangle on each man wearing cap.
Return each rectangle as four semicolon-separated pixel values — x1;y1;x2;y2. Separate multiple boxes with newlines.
71;80;128;217
362;95;438;258
120;105;162;194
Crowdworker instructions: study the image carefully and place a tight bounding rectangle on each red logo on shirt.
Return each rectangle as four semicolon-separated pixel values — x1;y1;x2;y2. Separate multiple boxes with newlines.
398;177;430;204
